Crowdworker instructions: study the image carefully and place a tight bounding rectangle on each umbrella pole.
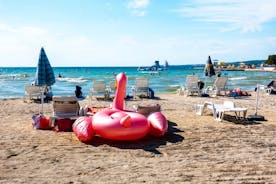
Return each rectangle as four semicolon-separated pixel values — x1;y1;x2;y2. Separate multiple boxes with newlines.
255;84;259;115
41;92;44;114
40;87;44;114
247;84;265;121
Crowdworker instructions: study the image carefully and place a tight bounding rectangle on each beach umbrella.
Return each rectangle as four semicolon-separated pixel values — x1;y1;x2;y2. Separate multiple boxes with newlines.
34;47;55;113
204;56;216;77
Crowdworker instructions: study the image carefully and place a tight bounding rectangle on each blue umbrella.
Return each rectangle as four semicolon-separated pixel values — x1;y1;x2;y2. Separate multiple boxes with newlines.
34;47;55;113
35;47;55;86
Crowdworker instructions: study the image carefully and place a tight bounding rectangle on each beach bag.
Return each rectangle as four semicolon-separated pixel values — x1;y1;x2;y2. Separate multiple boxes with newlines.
55;118;73;132
201;93;209;97
32;114;51;130
134;104;161;117
230;91;239;98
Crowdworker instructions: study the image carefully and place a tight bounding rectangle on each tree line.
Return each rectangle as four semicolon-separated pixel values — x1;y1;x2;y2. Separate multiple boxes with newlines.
265;55;276;65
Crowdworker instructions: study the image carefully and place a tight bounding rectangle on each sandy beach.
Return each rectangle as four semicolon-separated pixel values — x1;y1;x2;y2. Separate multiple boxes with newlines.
0;92;276;183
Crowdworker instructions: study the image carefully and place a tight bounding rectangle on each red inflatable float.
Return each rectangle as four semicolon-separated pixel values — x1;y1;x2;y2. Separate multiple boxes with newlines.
74;72;168;141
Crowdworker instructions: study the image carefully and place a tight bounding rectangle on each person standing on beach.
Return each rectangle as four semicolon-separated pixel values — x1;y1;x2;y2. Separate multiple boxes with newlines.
75;85;84;99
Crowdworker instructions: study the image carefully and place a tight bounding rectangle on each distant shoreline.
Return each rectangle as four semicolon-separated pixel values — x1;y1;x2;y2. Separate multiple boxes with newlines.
245;68;276;72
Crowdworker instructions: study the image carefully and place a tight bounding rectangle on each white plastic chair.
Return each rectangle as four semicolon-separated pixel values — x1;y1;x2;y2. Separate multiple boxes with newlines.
24;85;44;102
132;77;150;99
204;77;228;97
196;101;247;122
89;81;109;103
108;80;117;98
178;75;201;96
52;96;80;118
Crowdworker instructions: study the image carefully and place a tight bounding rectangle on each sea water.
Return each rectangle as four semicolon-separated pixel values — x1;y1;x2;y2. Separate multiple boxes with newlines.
0;66;275;98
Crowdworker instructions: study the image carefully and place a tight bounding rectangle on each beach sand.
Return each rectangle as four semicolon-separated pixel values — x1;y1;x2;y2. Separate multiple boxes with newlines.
0;93;276;183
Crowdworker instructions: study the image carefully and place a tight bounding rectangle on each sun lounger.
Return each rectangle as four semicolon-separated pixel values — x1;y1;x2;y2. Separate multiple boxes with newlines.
265;80;276;95
51;96;81;131
196;101;247;121
177;75;201;96
24;85;44;102
52;96;80;118
89;81;109;103
132;77;150;99
204;77;228;97
108;80;117;98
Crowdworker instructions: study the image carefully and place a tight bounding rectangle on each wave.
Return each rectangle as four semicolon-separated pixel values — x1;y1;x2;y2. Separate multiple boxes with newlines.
168;84;180;87
57;77;88;83
228;76;247;81
0;74;29;80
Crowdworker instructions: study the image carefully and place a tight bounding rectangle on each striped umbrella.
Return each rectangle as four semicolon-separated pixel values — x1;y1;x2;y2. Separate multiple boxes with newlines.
34;47;55;113
204;56;216;77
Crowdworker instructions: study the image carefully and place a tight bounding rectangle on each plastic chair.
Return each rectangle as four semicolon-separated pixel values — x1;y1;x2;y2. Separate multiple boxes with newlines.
132;77;150;99
204;77;228;97
177;75;201;96
89;81;109;103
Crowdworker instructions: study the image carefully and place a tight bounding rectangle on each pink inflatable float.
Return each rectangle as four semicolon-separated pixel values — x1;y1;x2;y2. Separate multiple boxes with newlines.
74;72;168;142
73;116;94;142
92;72;168;140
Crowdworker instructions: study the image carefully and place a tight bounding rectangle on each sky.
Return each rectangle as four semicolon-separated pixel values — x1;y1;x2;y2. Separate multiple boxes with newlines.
0;0;276;67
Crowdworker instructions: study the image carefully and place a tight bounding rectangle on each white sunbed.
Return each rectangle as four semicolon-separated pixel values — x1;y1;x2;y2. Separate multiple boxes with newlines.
89;81;110;104
177;75;201;96
132;77;150;99
108;80;117;98
204;77;228;97
52;96;80;118
195;101;247;122
24;85;44;102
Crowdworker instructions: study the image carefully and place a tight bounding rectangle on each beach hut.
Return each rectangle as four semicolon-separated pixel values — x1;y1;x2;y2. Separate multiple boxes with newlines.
34;47;55;113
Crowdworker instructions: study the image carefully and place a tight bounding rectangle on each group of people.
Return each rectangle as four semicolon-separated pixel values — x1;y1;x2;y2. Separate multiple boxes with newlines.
195;71;253;97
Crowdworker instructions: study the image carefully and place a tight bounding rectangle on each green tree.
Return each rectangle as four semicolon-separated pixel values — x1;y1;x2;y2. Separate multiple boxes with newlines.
265;55;276;65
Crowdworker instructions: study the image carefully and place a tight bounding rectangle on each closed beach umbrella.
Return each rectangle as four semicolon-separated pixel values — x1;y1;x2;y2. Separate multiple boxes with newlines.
35;47;55;86
34;47;55;113
204;56;216;77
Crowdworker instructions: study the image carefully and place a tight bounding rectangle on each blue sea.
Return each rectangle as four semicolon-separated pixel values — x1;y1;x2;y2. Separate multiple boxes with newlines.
0;66;275;98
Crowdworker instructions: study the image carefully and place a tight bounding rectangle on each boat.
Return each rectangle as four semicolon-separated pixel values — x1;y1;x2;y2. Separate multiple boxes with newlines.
137;60;168;72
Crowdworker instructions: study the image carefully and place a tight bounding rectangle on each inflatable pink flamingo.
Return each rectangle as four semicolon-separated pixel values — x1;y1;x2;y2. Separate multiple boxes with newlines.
74;72;168;142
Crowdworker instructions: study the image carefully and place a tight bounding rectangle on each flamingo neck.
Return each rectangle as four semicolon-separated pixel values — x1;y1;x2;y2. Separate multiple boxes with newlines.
113;73;126;110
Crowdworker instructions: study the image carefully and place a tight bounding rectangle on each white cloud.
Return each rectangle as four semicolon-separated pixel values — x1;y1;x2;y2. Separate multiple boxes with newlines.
0;21;275;67
175;0;276;32
0;23;47;35
127;0;150;17
128;0;149;9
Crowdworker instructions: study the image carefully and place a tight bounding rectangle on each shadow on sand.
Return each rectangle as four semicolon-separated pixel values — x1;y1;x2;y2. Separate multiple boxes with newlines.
223;114;264;125
85;121;184;154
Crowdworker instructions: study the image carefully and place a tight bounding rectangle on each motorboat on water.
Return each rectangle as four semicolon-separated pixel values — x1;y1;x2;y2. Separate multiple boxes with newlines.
137;60;168;72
